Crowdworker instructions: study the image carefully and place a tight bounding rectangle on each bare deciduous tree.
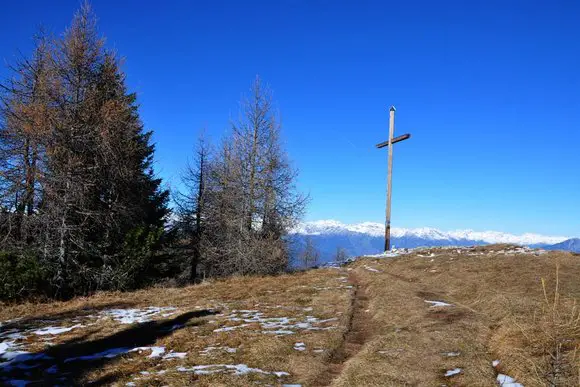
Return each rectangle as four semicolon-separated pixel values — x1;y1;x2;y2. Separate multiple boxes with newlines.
0;32;53;246
301;236;319;268
335;247;348;264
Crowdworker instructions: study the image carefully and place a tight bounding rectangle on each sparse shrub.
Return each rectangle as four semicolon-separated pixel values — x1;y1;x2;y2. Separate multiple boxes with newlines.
0;250;46;301
107;226;165;291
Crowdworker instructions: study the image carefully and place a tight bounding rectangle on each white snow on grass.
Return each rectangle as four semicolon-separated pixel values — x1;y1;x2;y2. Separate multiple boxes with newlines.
32;324;83;336
163;351;187;360
212;310;338;336
497;373;524;386
176;363;289;377
130;346;165;358
263;329;295;335
1;305;179;369
442;351;460;357
444;368;462;377
424;300;453;307
99;307;177;324
293;342;306;351
213;323;251;332
363;252;400;259
0;342;16;357
0;330;25;341
200;346;238;356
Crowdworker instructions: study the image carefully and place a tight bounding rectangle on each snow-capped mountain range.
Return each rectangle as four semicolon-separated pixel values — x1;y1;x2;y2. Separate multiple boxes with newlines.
288;220;575;265
291;220;568;246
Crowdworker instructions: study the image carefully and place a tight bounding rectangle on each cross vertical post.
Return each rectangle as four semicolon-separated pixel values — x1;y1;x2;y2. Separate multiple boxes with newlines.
375;106;410;252
385;106;396;251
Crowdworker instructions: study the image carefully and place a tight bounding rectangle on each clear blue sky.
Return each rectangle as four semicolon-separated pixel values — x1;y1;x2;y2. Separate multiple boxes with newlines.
1;1;579;236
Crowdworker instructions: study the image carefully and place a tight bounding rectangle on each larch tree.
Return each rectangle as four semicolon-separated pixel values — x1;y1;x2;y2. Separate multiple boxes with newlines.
0;33;53;247
175;131;212;282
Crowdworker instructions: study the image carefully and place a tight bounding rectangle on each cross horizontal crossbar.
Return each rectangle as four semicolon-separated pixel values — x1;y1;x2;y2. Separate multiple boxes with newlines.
375;133;411;149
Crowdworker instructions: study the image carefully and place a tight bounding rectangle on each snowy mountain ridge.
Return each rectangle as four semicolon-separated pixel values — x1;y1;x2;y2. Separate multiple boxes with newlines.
290;220;569;246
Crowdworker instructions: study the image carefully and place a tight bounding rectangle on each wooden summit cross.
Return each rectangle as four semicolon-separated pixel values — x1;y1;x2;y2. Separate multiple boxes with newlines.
376;106;411;252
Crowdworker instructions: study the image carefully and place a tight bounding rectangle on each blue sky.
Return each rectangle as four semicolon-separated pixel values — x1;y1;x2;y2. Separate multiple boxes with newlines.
1;1;579;236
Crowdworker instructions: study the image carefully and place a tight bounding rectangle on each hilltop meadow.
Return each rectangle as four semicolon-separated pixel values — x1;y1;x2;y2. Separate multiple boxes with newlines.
1;245;579;386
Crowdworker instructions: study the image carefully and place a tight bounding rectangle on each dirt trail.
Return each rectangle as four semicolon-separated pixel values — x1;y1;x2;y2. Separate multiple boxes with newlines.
315;273;373;386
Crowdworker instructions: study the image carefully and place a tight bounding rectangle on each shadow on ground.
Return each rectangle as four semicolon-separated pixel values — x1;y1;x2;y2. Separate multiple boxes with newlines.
0;309;218;386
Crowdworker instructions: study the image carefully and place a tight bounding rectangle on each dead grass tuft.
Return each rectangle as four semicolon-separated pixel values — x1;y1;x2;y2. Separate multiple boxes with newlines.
491;264;580;386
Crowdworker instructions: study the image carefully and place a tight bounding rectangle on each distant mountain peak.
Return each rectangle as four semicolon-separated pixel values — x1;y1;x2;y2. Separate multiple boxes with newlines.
545;238;580;253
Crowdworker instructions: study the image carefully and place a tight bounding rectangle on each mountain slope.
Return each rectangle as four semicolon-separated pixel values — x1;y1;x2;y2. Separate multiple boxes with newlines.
545;238;580;253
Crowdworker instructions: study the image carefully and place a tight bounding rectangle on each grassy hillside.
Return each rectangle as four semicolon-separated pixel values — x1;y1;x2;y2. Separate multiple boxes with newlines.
1;246;579;386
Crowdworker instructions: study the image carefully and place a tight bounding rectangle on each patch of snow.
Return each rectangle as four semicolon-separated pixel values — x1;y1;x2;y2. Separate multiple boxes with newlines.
213;323;251;332
163;351;187;360
363;251;401;258
176;363;289;377
130;346;165;358
200;346;237;356
0;342;15;356
0;330;25;341
32;324;83;336
263;329;295;335
443;351;461;357
425;300;453;307
497;374;524;386
445;368;462;377
99;307;177;324
293;342;306;351
214;310;338;335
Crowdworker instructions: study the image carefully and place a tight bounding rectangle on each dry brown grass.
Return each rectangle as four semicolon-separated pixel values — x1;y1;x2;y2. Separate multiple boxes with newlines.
0;269;353;386
334;246;580;387
2;246;579;386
